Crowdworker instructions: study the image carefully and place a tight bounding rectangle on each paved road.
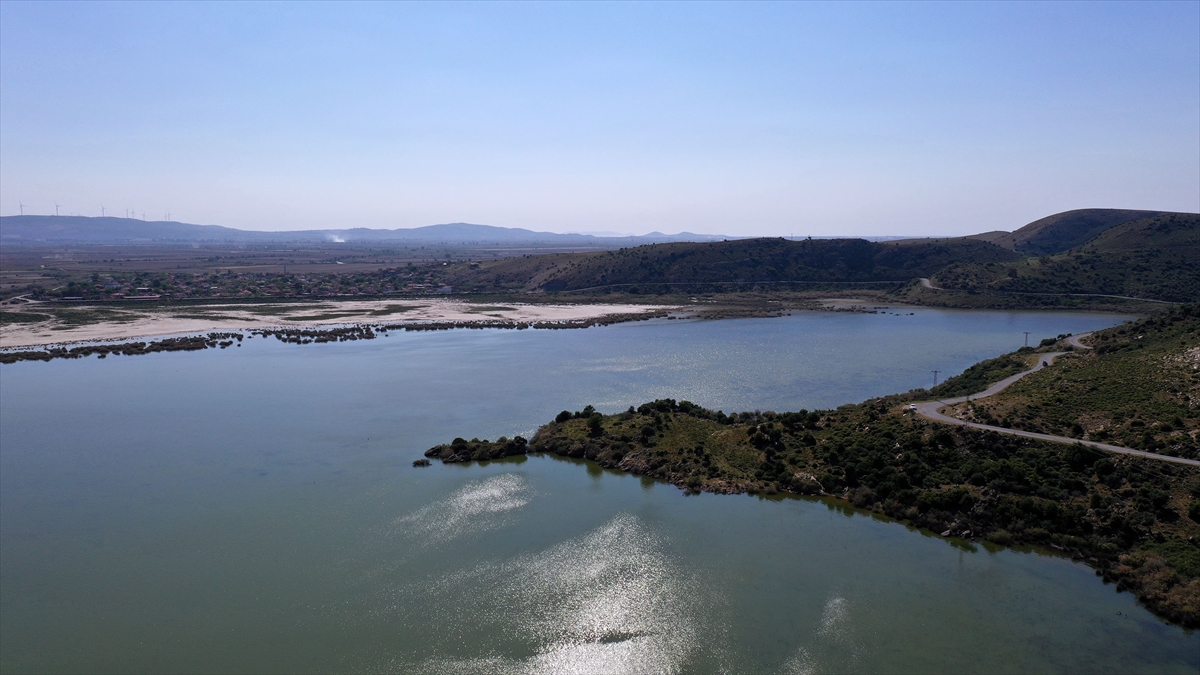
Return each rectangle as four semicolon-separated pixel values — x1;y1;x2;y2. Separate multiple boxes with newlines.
916;278;1172;304
1066;332;1092;350
914;335;1200;467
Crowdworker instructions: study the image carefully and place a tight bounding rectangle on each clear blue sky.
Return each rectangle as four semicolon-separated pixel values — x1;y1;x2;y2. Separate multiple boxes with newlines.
1;1;1197;236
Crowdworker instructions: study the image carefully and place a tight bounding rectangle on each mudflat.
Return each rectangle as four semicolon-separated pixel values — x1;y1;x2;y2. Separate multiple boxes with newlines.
0;299;680;348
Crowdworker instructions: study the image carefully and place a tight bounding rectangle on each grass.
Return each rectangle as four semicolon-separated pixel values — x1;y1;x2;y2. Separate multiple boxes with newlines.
951;305;1200;458
0;311;51;326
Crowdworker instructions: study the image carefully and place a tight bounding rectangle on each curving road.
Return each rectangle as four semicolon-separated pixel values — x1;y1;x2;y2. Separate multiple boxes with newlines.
1065;332;1092;350
914;333;1200;467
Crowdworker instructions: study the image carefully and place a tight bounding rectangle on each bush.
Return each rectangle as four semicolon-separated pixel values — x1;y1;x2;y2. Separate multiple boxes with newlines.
987;530;1013;545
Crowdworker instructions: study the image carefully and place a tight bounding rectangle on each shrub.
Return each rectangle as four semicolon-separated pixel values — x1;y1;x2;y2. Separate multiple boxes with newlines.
987;530;1013;545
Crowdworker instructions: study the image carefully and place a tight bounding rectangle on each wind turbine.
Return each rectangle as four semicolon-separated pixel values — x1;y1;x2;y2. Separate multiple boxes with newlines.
18;202;24;216
141;211;146;220
55;202;61;216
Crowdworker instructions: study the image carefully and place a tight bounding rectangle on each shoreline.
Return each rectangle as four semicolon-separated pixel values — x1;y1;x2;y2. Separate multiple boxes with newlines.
0;295;1143;361
0;298;685;350
0;294;930;352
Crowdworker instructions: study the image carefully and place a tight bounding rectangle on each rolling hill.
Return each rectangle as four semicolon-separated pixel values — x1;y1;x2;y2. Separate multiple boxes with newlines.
930;213;1200;302
441;237;1021;292
986;208;1168;255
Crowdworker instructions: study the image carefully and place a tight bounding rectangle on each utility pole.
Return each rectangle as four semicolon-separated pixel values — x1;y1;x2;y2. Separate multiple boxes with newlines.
1023;331;1030;347
932;370;940;387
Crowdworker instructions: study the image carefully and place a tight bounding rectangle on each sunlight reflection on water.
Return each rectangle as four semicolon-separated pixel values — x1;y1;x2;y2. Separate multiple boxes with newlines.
392;474;530;545
392;511;702;674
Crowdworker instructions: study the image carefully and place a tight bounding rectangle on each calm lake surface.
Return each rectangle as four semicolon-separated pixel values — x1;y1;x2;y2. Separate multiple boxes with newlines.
2;308;1196;673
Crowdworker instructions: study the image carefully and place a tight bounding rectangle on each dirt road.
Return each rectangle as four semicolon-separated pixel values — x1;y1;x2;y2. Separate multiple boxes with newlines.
914;334;1200;467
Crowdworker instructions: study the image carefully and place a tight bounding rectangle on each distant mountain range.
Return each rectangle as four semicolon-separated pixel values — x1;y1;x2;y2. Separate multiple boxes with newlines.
0;216;736;245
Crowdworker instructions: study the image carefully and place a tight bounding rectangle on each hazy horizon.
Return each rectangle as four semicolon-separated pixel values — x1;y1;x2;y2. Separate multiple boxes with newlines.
2;2;1197;237
1;212;938;240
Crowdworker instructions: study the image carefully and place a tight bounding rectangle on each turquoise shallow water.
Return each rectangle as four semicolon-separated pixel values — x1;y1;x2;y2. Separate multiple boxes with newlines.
2;308;1196;673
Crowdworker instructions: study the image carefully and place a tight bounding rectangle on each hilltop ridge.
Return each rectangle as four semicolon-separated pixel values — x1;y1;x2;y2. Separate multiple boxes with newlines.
990;208;1169;255
898;208;1173;254
440;236;1020;293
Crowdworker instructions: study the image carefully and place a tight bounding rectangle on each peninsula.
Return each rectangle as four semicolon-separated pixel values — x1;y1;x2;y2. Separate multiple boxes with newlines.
426;304;1200;627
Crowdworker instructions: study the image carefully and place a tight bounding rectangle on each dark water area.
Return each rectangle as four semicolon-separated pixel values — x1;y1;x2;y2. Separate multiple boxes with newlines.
2;308;1196;673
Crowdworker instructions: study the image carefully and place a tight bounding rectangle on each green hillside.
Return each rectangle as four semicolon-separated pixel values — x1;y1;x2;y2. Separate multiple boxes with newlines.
442;237;1019;293
929;213;1200;302
988;208;1167;255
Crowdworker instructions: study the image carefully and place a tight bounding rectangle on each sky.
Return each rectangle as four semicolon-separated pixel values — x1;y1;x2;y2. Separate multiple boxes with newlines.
1;2;1197;237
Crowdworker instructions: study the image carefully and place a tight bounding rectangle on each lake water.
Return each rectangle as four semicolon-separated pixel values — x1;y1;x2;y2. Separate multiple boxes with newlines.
2;308;1196;673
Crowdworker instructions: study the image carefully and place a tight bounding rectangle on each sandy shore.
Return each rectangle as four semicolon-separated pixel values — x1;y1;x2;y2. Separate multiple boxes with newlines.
0;299;681;349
